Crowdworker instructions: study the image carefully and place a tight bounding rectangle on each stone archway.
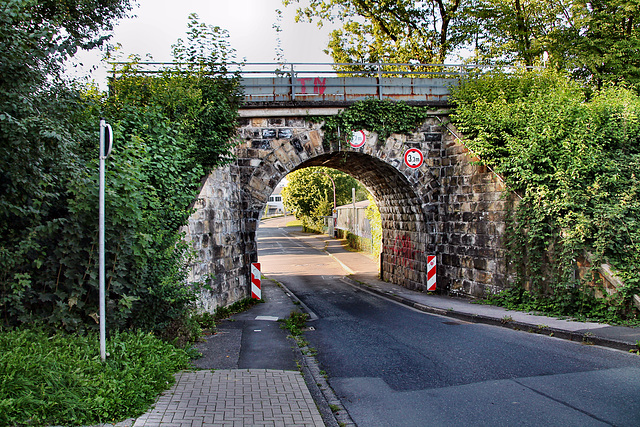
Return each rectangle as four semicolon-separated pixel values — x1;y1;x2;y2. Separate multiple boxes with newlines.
280;151;435;291
184;114;513;311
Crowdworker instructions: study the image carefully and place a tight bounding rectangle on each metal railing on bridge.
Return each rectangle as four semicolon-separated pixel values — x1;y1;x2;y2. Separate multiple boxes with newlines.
108;62;532;105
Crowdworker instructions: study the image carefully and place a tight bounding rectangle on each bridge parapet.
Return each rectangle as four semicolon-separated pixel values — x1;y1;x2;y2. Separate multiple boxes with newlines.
109;62;501;107
239;63;464;106
241;76;456;106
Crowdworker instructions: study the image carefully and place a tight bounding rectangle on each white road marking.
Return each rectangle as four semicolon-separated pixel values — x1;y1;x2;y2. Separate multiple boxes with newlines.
255;315;279;321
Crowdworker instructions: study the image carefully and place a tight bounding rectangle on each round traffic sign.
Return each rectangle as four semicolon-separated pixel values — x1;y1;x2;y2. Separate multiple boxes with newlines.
404;148;424;168
350;130;366;148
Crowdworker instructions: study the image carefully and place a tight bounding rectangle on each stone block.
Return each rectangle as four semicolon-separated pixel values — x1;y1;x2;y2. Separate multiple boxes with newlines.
251;118;268;127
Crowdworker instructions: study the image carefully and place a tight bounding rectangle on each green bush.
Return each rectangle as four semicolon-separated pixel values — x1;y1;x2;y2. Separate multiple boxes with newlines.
451;70;640;322
0;328;191;426
0;10;242;336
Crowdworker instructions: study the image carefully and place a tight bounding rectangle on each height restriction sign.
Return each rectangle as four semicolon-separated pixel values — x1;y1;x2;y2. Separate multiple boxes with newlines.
351;130;366;148
404;148;424;168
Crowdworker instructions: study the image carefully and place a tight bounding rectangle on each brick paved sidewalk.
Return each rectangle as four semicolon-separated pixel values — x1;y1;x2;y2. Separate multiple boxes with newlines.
133;369;325;427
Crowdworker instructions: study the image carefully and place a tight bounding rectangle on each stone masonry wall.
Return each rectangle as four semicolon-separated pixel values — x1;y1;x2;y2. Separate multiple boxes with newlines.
436;123;515;297
186;113;512;312
181;166;250;311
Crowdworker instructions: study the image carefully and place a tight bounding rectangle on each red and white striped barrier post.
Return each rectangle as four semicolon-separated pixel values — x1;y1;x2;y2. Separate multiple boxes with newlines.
427;255;436;292
251;262;261;299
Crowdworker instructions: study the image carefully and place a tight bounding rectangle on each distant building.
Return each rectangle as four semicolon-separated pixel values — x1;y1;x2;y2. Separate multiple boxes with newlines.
265;178;287;216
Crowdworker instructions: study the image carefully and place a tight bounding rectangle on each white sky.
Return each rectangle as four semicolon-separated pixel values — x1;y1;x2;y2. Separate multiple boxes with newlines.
70;0;335;86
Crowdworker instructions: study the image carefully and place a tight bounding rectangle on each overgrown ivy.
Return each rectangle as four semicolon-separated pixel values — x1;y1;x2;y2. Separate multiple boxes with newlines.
316;98;432;149
0;10;242;337
450;70;640;323
365;193;382;256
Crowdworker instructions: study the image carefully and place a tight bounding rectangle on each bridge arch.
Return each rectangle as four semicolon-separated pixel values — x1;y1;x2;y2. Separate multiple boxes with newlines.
251;149;437;290
184;113;513;311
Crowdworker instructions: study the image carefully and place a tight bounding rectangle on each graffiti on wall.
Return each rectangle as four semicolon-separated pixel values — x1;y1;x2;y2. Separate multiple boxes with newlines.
296;77;326;95
383;234;424;268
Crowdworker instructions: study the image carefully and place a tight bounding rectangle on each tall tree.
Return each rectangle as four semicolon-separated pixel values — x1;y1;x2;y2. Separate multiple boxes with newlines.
548;0;640;89
0;1;133;327
281;167;368;231
468;0;568;66
286;0;640;87
0;5;242;335
284;0;471;66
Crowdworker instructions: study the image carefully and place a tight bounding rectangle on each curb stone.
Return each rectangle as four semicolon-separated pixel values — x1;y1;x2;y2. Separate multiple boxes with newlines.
277;280;356;427
342;276;639;353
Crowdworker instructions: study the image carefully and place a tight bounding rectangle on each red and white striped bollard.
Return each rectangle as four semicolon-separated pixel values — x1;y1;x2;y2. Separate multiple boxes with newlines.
251;262;261;299
427;255;436;292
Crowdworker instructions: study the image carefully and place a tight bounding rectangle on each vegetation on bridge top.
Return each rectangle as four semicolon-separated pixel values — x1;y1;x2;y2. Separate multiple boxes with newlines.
451;70;640;323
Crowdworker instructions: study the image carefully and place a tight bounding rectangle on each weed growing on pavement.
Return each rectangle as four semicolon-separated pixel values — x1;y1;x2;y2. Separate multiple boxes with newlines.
501;315;513;324
192;312;216;331
280;311;309;337
280;311;318;356
0;328;191;426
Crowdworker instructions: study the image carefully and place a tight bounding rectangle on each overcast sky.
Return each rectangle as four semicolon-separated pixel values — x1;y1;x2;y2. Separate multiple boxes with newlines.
70;0;335;86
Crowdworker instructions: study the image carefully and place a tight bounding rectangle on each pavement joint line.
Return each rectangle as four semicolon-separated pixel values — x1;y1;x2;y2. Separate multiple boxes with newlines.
270;277;320;321
324;250;355;275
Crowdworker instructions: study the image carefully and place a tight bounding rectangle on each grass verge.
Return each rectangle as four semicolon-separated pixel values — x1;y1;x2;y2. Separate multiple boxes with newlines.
0;328;191;426
286;219;303;227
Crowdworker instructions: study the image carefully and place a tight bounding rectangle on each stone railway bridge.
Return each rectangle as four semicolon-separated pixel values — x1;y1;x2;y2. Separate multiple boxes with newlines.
180;63;514;311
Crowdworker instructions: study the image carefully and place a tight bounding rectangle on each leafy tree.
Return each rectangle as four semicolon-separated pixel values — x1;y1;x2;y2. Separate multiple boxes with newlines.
285;0;640;89
0;0;133;328
171;13;237;68
546;0;640;89
281;167;368;232
284;0;472;67
466;0;569;66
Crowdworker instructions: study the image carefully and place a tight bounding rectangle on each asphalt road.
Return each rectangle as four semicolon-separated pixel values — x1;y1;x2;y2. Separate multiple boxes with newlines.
257;217;640;427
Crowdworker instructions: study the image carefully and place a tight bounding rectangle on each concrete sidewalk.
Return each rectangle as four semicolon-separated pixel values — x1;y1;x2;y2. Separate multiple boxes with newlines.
122;277;327;427
292;229;640;352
